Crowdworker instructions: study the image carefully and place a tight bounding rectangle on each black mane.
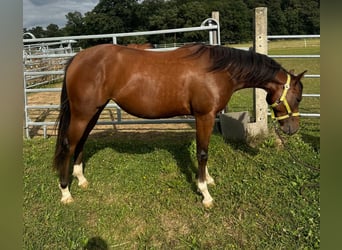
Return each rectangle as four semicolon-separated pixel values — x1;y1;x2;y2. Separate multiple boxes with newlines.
186;44;283;85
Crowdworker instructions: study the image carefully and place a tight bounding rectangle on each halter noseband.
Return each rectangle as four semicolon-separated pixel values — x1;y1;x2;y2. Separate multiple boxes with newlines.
270;74;300;121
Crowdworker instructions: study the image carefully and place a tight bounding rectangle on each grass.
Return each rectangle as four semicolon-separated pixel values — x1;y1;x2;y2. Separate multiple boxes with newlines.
23;130;319;249
23;39;320;249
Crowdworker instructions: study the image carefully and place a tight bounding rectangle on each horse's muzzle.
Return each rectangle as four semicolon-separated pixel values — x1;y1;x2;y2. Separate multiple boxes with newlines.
279;118;299;135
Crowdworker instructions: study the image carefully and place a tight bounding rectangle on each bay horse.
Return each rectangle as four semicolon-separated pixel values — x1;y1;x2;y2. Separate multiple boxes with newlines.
53;43;305;207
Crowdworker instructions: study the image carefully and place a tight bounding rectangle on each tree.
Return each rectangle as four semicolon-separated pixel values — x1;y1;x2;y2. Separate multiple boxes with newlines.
63;11;85;36
209;0;252;43
266;0;288;35
28;26;45;38
45;24;63;37
298;0;320;34
91;0;139;32
281;0;303;34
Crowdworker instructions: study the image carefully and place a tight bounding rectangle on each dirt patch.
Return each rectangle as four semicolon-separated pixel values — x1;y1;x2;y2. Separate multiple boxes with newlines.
28;91;60;105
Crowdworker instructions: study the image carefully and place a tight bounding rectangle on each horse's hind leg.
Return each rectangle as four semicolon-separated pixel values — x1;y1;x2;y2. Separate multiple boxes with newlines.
59;104;106;203
71;105;106;189
58;118;90;204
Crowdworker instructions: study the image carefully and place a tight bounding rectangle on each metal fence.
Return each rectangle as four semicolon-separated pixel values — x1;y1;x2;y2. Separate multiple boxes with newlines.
23;18;220;138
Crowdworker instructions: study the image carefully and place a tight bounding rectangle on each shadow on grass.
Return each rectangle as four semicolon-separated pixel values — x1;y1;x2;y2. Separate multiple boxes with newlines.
301;133;320;152
83;130;199;193
75;128;261;195
83;236;108;250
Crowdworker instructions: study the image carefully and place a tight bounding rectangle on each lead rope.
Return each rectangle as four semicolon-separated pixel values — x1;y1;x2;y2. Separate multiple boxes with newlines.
272;122;320;196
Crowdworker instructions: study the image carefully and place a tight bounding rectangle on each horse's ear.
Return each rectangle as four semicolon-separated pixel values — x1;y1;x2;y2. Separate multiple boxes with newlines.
296;70;307;80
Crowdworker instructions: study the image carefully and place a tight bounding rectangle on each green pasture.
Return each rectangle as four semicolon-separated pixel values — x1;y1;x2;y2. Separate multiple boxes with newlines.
23;39;320;249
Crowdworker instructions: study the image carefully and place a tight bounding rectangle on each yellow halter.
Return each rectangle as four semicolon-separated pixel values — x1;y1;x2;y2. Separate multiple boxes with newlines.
270;74;300;121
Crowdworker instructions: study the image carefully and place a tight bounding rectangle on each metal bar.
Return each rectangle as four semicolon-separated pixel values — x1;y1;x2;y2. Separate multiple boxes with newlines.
24;53;75;59
26;103;121;109
23;25;219;43
25;88;62;93
26;118;203;126
24;71;64;76
268;35;320;39
303;94;320;97
267;113;320;118
270;55;320;58
300;113;320;117
304;75;320;78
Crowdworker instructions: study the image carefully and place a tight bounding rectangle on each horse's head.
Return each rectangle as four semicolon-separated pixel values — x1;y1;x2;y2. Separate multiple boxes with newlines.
267;70;306;135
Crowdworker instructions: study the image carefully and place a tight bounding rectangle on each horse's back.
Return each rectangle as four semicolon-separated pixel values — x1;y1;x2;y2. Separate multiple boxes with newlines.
65;44;228;118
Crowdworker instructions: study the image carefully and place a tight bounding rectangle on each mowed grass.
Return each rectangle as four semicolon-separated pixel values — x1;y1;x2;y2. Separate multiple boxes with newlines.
23;39;320;249
23;131;319;249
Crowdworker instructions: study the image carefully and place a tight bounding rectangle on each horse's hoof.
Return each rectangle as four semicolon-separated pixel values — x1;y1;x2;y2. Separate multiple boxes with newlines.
61;196;74;204
202;199;214;208
79;180;89;189
207;179;215;186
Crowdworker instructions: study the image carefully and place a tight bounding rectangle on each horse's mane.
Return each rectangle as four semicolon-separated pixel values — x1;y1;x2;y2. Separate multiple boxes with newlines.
184;43;283;85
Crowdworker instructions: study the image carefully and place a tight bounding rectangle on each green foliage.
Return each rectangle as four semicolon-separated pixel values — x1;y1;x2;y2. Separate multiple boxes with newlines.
24;0;320;46
64;11;85;36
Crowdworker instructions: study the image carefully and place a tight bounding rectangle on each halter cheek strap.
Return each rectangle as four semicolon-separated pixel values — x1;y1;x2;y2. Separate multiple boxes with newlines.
270;74;300;121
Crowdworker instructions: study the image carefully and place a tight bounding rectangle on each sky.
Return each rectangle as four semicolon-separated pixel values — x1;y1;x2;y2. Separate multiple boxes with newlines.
23;0;99;29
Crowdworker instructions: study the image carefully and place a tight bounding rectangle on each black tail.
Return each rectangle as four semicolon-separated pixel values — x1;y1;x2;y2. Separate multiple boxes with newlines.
53;56;75;170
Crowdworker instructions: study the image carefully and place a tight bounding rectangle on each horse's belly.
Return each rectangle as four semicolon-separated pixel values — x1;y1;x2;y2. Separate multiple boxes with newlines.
114;95;191;119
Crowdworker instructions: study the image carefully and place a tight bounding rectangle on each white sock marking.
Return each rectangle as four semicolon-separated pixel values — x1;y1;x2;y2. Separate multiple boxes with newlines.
59;184;73;203
205;165;215;185
197;179;213;207
72;163;88;187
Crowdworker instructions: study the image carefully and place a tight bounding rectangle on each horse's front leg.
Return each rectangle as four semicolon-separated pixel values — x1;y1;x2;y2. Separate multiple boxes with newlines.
72;152;88;189
197;151;214;208
196;114;216;208
205;165;215;186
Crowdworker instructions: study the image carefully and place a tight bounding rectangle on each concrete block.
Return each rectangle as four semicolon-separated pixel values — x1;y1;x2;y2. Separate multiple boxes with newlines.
219;112;250;141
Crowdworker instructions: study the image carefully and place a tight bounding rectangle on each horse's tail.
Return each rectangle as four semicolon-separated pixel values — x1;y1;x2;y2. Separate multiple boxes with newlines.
53;56;75;171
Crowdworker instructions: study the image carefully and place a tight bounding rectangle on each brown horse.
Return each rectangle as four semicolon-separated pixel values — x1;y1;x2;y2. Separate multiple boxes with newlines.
53;43;305;207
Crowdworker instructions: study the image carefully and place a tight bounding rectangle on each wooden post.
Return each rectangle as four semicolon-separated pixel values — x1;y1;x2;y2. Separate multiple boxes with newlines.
247;7;268;136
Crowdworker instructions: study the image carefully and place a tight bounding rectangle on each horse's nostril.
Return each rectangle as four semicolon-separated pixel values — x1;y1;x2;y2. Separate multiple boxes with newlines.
286;125;299;135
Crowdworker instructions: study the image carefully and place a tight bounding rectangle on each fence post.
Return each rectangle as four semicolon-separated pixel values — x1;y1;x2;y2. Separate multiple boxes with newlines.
247;7;268;136
211;11;219;45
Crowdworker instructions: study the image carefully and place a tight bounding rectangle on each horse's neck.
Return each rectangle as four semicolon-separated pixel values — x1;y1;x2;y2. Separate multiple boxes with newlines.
233;79;269;92
235;69;284;93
